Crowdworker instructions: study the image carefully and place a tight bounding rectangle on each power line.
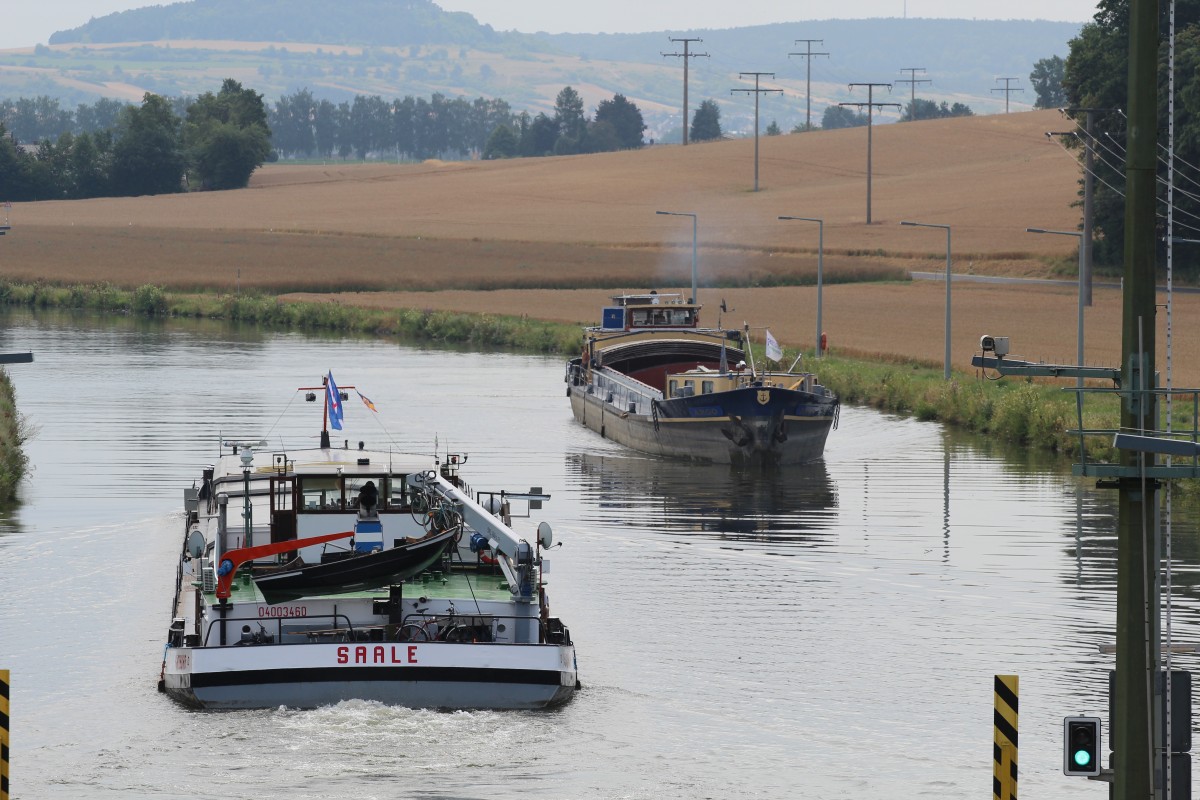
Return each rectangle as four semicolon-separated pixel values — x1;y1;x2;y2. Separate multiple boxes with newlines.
662;37;709;146
1045;132;1200;237
788;39;829;132
895;67;931;113
731;72;783;192
992;77;1024;113
840;83;901;224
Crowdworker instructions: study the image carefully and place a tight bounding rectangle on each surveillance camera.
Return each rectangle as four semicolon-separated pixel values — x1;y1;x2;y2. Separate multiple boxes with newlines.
980;335;1010;357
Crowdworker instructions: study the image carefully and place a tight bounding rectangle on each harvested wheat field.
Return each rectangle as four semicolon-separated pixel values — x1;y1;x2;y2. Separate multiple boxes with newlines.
5;107;1197;383
6;108;1083;291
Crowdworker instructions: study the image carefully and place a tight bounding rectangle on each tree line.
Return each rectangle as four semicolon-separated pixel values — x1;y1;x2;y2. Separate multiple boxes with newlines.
0;84;651;200
1;80;270;201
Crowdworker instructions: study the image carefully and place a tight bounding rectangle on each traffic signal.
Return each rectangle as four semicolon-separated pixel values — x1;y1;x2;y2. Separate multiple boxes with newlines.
1064;716;1102;776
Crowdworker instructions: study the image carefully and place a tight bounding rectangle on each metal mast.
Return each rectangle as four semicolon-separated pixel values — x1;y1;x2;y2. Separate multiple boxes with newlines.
788;39;829;132
662;37;709;145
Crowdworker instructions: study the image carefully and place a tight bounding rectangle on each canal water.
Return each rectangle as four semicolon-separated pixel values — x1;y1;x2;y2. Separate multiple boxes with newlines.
0;309;1197;799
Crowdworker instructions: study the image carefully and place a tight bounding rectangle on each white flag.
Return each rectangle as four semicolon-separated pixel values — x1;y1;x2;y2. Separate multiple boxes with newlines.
765;329;783;362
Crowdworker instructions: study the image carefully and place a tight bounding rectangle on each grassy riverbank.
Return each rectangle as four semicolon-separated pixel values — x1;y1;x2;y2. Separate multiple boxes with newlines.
0;279;1152;467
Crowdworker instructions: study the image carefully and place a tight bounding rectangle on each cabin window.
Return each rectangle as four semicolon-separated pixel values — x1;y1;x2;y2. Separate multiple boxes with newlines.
347;477;385;511
702;381;714;394
668;379;678;396
391;474;409;506
631;309;652;326
300;476;342;510
684;380;695;391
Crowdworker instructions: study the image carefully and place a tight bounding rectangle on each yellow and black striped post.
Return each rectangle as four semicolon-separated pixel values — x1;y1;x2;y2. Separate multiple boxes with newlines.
993;674;1018;800
1;669;8;800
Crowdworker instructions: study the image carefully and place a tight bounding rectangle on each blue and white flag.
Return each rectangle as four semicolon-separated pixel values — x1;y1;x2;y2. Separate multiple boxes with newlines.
765;330;783;362
326;371;344;430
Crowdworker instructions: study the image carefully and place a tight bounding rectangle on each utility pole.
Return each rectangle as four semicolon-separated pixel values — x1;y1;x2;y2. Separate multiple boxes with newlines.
662;37;709;145
992;77;1024;113
731;72;783;192
788;39;829;132
840;83;900;223
895;67;930;115
1113;0;1159;796
1064;107;1119;307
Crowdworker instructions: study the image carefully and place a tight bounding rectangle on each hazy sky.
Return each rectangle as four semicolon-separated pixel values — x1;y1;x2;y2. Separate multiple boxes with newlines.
4;1;1101;49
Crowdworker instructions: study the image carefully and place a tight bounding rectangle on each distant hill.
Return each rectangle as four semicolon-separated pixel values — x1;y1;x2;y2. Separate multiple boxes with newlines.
48;0;522;49
0;3;1083;136
543;18;1081;101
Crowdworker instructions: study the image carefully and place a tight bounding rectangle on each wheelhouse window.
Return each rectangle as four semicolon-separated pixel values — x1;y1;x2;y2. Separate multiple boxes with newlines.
702;380;715;394
629;307;695;327
300;477;341;510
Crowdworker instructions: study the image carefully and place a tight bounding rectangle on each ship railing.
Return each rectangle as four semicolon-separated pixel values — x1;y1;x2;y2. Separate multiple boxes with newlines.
196;612;570;646
587;367;662;416
200;612;357;647
396;611;571;645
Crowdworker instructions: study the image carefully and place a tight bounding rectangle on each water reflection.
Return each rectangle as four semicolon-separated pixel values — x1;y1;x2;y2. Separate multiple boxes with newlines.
566;451;837;543
7;307;1200;799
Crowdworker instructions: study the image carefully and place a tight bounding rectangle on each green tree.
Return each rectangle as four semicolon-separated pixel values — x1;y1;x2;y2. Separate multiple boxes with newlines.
690;100;723;142
901;98;942;121
184;79;271;189
552;86;587;154
519;112;558;156
483;123;517;159
111;93;185;196
74;97;127;134
1030;55;1068;109
821;105;869;129
0;125;41;200
594;93;645;149
1064;1;1200;267
583;119;621;153
766;120;782;136
69;131;111;198
270;89;316;157
900;99;975;121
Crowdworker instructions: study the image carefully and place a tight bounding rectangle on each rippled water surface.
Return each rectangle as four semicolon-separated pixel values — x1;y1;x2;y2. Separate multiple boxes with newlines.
0;310;1198;799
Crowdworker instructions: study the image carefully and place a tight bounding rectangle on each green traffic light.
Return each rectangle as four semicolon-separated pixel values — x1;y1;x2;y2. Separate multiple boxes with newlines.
1073;749;1092;767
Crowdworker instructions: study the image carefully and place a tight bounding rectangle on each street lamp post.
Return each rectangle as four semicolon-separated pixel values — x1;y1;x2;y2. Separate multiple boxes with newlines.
1027;227;1085;388
901;221;952;379
656;211;698;304
778;216;824;358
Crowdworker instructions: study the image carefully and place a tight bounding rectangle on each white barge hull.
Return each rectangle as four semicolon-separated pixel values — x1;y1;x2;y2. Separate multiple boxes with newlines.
162;641;577;710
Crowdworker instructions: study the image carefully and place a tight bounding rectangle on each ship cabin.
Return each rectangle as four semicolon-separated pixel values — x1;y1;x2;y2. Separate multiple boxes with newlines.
600;293;699;332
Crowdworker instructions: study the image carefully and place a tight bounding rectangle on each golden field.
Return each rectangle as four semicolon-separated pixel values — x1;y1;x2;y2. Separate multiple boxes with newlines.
4;108;1199;384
